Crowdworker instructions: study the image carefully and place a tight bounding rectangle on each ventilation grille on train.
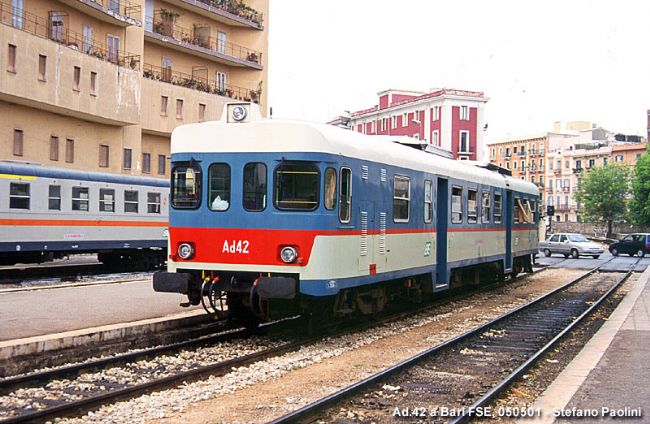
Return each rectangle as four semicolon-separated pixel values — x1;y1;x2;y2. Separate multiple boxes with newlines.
361;165;369;180
379;212;386;254
360;211;368;256
380;169;387;182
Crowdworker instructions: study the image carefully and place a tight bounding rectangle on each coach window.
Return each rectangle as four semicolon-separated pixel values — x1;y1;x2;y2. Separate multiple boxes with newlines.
324;168;337;210
9;183;30;209
243;163;266;211
393;175;410;223
99;188;115;212
481;191;491;223
124;190;139;213
494;192;502;223
171;163;201;209
451;186;463;224
516;198;534;224
48;185;61;210
72;187;89;211
339;167;351;222
274;163;320;211
148;192;161;214
208;163;231;211
468;189;478;224
424;179;433;224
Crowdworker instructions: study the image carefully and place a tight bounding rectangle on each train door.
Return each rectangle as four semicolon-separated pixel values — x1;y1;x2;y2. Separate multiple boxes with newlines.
435;178;448;289
505;190;513;272
358;201;376;274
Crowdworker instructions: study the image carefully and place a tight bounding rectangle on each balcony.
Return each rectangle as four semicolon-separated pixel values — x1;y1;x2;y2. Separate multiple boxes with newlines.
555;203;571;211
162;0;264;30
553;168;562;175
144;12;263;69
143;63;261;103
562;186;571;193
53;0;141;26
572;167;583;174
0;2;140;69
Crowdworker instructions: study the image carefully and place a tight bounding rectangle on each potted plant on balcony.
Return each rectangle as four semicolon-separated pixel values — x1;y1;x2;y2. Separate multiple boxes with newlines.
246;52;258;63
143;69;155;79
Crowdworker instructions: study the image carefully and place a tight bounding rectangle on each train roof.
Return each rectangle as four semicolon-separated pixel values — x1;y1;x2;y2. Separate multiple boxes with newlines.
0;162;168;188
172;118;538;196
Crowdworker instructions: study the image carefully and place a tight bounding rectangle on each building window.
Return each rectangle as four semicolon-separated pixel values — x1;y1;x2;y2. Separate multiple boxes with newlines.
402;113;407;127
158;154;166;175
434;105;440;121
199;103;206;122
65;138;74;163
217;31;226;54
99;188;115;212
243;162;267;211
142;152;151;173
160;96;168;116
467;189;478;224
72;187;89;211
49;11;63;41
459;131;469;153
73;66;80;91
82;25;93;53
38;54;46;81
48;185;61;210
10;182;30;209
107;34;119;63
13;129;23;156
589;159;595;168
161;56;172;82
123;148;132;170
124;190;139;213
90;71;97;95
7;44;16;72
147;192;161;214
11;0;23;29
451;186;463;223
481;191;491;223
494;192;502;223
176;99;183;119
49;135;59;161
208;163;231;211
216;72;226;93
391;115;397;129
99;144;109;167
424;179;433;223
616;155;623;162
393;175;410;223
460;105;469;120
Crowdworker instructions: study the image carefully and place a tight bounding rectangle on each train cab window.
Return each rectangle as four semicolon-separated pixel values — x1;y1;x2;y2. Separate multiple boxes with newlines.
243;163;266;211
467;189;478;224
393;175;410;223
48;185;61;210
147;192;161;214
9;183;30;209
99;189;115;212
171;163;202;209
324;167;337;211
424;179;433;224
494;192;502;223
274;163;320;211
208;163;231;211
124;190;139;213
481;191;491;223
515;198;534;224
72;187;89;211
451;186;463;224
339;167;351;222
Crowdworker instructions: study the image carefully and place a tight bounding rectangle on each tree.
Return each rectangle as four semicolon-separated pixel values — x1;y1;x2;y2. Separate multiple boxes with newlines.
574;163;631;238
629;149;650;226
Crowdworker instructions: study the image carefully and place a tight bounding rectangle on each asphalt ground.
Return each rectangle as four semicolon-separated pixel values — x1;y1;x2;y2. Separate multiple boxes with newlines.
536;250;650;272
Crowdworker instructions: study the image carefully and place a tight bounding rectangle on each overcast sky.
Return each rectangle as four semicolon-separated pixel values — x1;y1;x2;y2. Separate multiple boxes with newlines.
267;1;649;141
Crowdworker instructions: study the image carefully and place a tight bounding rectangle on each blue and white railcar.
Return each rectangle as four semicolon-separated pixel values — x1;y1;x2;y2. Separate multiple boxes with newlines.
0;162;169;267
154;104;540;322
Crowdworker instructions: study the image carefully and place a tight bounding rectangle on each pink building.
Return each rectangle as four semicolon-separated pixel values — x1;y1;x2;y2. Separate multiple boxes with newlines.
340;88;489;160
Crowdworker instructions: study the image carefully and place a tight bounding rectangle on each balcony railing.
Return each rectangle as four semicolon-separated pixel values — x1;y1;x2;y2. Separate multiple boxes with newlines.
0;2;140;69
182;0;263;27
143;63;261;103
85;0;141;21
555;203;571;211
147;12;262;66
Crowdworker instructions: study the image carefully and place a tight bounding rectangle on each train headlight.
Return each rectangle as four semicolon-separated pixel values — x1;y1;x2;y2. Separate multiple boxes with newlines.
280;246;297;264
231;105;247;121
177;243;195;260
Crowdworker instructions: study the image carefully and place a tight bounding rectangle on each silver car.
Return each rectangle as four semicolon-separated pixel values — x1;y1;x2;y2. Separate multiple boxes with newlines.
539;233;604;259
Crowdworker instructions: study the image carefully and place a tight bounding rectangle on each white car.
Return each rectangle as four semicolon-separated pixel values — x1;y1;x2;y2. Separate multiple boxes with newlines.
539;233;604;259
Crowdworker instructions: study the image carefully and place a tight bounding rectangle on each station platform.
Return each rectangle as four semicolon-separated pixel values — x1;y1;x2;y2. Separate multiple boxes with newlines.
525;265;650;423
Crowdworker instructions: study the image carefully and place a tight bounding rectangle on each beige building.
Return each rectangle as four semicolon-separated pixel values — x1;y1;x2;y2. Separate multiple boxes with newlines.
1;0;268;178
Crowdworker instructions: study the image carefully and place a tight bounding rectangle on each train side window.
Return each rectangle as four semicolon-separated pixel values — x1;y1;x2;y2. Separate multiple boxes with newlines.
9;183;30;209
72;187;89;211
171;163;202;209
124;190;139;213
324;167;337;211
339;167;351;222
243;163;267;211
481;191;491;223
494;192;502;223
513;197;521;223
208;163;231;211
467;189;478;224
274;163;320;211
393;175;410;223
147;192;161;214
424;179;433;224
451;186;463;224
515;198;534;223
99;188;115;212
48;185;61;210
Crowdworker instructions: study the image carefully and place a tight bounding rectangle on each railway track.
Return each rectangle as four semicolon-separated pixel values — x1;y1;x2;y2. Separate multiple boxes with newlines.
270;259;637;424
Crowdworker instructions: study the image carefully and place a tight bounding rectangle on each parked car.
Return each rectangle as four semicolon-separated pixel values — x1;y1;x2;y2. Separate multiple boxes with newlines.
609;233;650;257
539;233;604;259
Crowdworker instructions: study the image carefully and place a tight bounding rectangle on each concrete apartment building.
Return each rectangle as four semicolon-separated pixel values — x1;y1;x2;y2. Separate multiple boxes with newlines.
339;88;489;161
1;0;268;177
